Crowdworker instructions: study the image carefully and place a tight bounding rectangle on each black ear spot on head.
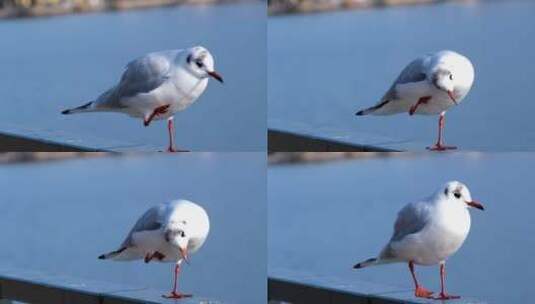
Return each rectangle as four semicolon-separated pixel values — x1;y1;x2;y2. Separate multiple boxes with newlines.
444;188;449;196
187;54;193;64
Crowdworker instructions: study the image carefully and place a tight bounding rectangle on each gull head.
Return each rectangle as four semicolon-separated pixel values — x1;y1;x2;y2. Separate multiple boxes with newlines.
429;50;475;105
430;68;457;104
442;181;484;211
185;46;223;83
165;220;191;263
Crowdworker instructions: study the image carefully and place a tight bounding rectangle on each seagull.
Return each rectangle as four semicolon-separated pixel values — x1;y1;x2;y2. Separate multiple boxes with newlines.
61;46;224;152
353;181;484;300
98;199;210;299
355;50;474;151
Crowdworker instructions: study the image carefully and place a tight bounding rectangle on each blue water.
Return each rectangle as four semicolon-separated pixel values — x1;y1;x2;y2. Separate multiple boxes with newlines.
0;2;266;151
0;153;266;303
268;153;535;303
269;1;535;151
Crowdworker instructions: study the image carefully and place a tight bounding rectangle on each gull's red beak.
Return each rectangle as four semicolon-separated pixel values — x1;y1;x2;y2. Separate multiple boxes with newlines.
466;200;484;211
448;91;458;105
179;247;190;264
208;71;224;83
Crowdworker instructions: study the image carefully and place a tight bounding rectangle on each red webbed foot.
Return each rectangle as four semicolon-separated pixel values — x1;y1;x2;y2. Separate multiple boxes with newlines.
409;104;418;116
426;144;457;151
409;96;431;116
144;105;171;126
414;286;434;298
162;292;192;299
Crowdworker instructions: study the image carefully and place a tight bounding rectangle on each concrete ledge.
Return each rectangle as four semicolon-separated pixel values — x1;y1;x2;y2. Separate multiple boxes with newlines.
0;132;96;152
0;267;224;304
268;268;486;304
268;129;398;152
0;123;162;152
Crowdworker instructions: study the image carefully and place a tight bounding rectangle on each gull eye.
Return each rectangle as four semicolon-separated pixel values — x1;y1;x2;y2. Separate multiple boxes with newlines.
180;231;185;238
449;74;453;80
454;192;461;199
195;59;204;68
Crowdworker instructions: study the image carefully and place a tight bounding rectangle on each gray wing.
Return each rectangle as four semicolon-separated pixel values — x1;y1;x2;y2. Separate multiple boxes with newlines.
389;200;432;242
381;57;428;102
116;50;181;99
120;205;164;247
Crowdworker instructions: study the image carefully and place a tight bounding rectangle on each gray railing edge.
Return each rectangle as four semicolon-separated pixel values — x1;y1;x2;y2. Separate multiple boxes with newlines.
268;128;401;152
0;267;225;304
0;131;100;152
267;269;487;304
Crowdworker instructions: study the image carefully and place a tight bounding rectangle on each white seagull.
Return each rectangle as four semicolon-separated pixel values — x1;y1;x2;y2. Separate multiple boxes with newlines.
353;181;484;300
355;50;475;151
99;199;210;299
62;46;224;152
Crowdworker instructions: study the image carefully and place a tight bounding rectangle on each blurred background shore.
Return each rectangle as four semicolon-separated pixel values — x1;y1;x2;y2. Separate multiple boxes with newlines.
269;0;477;15
268;152;394;164
0;0;250;18
0;152;109;164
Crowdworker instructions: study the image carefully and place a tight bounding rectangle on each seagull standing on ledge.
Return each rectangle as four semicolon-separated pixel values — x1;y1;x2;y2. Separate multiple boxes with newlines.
62;46;224;152
355;51;474;151
353;181;484;300
99;199;210;299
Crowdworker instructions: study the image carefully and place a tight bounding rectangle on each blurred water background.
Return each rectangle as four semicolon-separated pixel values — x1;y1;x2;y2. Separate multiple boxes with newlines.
269;0;535;151
0;2;266;151
269;153;535;303
0;153;266;303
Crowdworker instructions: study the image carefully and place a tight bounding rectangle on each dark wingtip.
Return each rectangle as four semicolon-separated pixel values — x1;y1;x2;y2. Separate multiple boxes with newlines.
355;110;364;116
61;109;71;115
353;263;362;269
98;254;106;260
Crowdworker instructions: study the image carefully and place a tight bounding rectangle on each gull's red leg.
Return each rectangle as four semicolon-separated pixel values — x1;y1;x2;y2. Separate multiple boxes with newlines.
167;117;176;152
165;117;189;153
408;261;433;298
409;96;432;116
163;264;192;299
434;263;460;300
143;104;171;127
427;112;457;151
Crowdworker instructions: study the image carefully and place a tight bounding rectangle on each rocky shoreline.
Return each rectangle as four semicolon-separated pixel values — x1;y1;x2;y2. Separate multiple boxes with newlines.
269;0;466;15
0;0;246;19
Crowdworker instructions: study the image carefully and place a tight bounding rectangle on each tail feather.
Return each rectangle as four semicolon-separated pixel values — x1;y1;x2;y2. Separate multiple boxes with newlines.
355;108;372;116
61;101;94;115
355;100;390;116
353;257;378;269
98;247;126;260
